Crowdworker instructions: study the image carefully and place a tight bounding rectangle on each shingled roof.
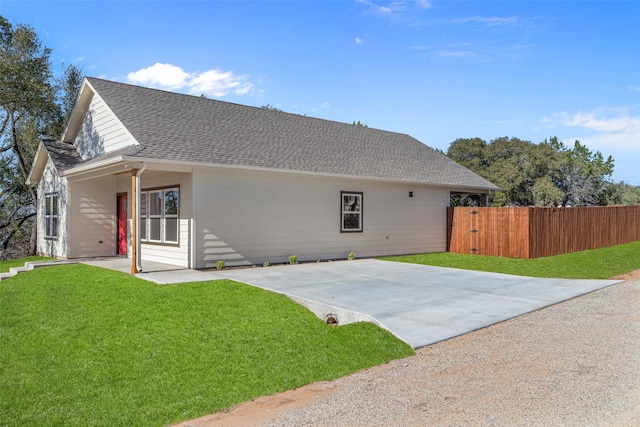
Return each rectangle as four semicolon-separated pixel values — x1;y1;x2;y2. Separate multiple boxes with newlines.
67;77;498;190
42;139;84;171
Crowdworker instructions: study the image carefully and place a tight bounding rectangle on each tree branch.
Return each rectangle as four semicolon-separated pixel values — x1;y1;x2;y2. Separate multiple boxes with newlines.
0;204;23;230
1;211;36;251
9;116;38;205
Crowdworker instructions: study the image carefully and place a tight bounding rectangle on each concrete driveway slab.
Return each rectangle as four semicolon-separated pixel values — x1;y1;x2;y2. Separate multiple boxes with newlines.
216;259;620;348
86;257;620;349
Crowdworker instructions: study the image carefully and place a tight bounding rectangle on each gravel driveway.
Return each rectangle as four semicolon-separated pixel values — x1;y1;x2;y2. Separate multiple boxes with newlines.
188;278;640;427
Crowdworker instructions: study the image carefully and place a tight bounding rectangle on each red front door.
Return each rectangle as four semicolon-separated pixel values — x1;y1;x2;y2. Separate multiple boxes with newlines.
117;194;127;256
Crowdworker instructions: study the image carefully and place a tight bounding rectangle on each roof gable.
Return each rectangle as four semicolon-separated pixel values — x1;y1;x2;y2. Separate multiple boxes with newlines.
84;78;498;190
62;79;138;161
26;139;83;185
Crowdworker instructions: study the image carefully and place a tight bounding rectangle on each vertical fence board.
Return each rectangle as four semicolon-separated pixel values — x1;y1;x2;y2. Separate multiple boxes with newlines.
447;205;640;258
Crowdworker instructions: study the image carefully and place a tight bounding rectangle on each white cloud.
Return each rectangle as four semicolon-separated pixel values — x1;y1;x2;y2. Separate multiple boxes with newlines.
126;63;254;97
412;40;531;61
445;15;550;33
312;101;331;112
355;37;364;45
127;63;189;89
543;108;640;151
451;16;520;27
436;49;479;58
559;110;639;135
188;69;253;97
356;0;428;16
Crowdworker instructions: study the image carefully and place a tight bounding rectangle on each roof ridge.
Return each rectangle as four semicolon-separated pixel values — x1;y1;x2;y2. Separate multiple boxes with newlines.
80;77;498;190
85;77;409;138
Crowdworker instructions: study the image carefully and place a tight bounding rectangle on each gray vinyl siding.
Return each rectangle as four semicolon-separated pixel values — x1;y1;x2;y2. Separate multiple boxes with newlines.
67;176;117;258
193;167;449;268
36;159;68;258
74;92;136;160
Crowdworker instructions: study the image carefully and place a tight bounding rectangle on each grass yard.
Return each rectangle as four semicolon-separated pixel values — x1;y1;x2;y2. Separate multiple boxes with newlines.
0;256;53;272
0;264;413;427
381;240;640;279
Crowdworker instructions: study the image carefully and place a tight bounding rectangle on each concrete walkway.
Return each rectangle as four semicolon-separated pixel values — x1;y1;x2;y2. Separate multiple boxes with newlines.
0;259;76;281
82;258;620;348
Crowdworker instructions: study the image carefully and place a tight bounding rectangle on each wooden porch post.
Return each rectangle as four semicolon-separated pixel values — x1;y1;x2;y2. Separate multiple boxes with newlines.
131;168;139;274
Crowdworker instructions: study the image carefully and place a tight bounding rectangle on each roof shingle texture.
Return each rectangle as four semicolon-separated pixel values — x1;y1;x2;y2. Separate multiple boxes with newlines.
85;77;498;189
43;139;84;171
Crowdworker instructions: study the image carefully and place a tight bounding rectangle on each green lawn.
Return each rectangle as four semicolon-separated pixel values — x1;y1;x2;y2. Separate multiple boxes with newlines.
0;264;413;427
0;256;53;273
381;241;640;279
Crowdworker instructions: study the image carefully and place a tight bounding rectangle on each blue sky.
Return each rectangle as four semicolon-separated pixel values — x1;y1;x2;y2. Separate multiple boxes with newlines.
3;0;639;184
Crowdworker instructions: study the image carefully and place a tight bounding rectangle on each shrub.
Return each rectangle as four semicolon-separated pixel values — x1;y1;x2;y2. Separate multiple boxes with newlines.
289;255;298;265
216;260;225;270
263;261;270;267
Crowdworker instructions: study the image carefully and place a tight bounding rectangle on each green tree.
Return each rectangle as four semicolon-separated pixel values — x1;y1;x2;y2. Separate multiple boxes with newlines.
0;16;82;257
261;104;284;112
532;176;564;207
53;62;83;134
608;182;640;205
447;138;490;206
446;137;487;172
446;136;617;208
447;137;563;206
484;137;536;205
555;140;615;206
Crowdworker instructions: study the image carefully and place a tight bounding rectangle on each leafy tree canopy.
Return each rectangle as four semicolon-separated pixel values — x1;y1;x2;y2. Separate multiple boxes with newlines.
446;135;628;207
0;15;82;258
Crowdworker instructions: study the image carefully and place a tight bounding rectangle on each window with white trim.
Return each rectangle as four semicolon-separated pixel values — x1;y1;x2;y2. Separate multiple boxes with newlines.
140;187;179;244
44;192;59;239
341;191;362;232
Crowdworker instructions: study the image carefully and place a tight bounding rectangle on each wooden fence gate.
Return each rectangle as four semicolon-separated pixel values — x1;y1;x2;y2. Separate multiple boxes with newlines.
447;205;640;259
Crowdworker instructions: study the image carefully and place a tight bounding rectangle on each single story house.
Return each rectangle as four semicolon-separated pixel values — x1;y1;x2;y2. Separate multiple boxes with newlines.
27;77;498;272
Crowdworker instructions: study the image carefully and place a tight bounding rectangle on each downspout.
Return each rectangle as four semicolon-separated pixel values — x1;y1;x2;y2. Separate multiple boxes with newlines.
135;162;147;272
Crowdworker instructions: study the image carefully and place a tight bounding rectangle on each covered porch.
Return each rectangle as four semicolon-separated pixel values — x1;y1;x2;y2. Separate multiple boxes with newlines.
62;160;194;273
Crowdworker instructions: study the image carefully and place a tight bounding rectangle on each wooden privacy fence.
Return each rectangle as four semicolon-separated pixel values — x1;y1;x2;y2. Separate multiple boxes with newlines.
447;205;640;258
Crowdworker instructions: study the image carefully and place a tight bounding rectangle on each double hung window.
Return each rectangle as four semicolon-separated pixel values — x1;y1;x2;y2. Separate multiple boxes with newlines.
341;191;363;232
44;193;59;239
140;187;179;244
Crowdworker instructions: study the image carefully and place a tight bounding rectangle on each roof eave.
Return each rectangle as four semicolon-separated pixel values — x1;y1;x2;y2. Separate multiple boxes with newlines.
122;155;498;190
450;185;500;193
26;142;50;186
60;78;95;144
61;155;125;178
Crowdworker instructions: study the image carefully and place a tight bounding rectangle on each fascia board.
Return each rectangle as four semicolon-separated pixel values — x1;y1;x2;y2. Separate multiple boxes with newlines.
60;79;94;143
26;143;49;186
61;156;124;177
122;155;499;191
